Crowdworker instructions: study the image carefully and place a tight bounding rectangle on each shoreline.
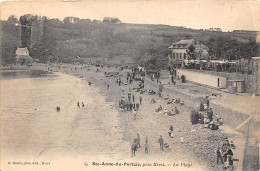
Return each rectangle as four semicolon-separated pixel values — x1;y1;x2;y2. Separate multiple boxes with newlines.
2;63;258;170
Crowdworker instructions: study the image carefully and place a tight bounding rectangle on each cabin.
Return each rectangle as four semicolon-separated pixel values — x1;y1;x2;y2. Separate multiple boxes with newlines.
15;47;33;65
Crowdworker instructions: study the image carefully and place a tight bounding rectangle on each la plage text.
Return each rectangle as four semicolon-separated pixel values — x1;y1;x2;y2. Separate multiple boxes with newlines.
92;162;192;167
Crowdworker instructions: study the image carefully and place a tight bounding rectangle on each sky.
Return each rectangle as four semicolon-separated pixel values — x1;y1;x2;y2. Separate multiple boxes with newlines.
0;0;260;32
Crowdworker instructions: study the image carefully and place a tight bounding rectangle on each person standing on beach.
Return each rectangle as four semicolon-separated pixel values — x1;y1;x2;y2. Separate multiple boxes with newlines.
206;96;210;108
132;94;135;102
216;147;224;164
136;134;141;148
129;102;133;111
107;84;109;89
145;137;149;153
136;103;139;110
207;108;213;122
126;101;129;111
77;101;80;107
128;93;131;102
140;96;142;105
133;109;137;120
158;135;164;150
82;101;84;107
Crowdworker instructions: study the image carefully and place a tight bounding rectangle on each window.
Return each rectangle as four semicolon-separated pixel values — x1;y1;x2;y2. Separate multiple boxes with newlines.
173;52;175;58
176;53;179;59
180;53;182;59
184;53;186;59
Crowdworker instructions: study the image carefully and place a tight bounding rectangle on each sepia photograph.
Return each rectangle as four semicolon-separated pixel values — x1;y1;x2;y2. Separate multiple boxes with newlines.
0;0;259;170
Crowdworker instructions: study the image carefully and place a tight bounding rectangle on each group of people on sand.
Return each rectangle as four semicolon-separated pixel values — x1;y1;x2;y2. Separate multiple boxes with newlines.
77;101;85;108
93;65;233;168
216;138;235;170
131;134;167;157
119;94;141;112
152;94;184;117
196;96;235;170
192;96;224;130
119;88;142;114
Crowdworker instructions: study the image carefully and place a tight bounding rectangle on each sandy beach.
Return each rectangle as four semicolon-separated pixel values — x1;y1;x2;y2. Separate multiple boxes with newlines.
1;63;258;171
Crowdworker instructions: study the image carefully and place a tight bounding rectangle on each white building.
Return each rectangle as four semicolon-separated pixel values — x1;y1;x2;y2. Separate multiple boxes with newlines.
168;39;209;69
15;47;33;64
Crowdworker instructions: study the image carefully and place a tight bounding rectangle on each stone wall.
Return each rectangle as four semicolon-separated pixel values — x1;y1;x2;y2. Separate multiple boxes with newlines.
251;57;260;95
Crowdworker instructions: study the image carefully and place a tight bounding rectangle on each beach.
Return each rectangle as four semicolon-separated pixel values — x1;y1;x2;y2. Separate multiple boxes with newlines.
1;63;258;171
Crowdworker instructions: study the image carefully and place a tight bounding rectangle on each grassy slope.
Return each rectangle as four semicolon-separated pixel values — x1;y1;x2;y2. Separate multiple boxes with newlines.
1;20;257;65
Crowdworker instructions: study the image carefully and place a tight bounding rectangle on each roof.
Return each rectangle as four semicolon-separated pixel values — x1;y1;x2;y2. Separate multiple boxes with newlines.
168;39;195;49
252;57;260;60
227;80;245;82
16;47;29;55
168;39;209;51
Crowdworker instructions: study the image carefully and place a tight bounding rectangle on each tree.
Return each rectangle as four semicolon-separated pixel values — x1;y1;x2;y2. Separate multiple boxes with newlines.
102;17;121;24
110;17;121;24
30;17;57;62
1;15;20;64
102;17;110;23
7;15;18;23
186;44;196;59
19;14;38;49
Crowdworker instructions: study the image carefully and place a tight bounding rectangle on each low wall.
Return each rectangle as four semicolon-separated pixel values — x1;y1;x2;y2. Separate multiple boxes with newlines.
176;69;227;89
178;69;253;93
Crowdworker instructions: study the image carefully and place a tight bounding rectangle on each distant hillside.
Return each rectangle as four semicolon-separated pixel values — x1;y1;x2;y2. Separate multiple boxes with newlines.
1;15;258;69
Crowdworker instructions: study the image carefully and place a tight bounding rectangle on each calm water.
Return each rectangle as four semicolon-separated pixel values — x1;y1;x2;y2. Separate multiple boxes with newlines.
0;70;95;156
0;69;51;79
0;70;127;162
